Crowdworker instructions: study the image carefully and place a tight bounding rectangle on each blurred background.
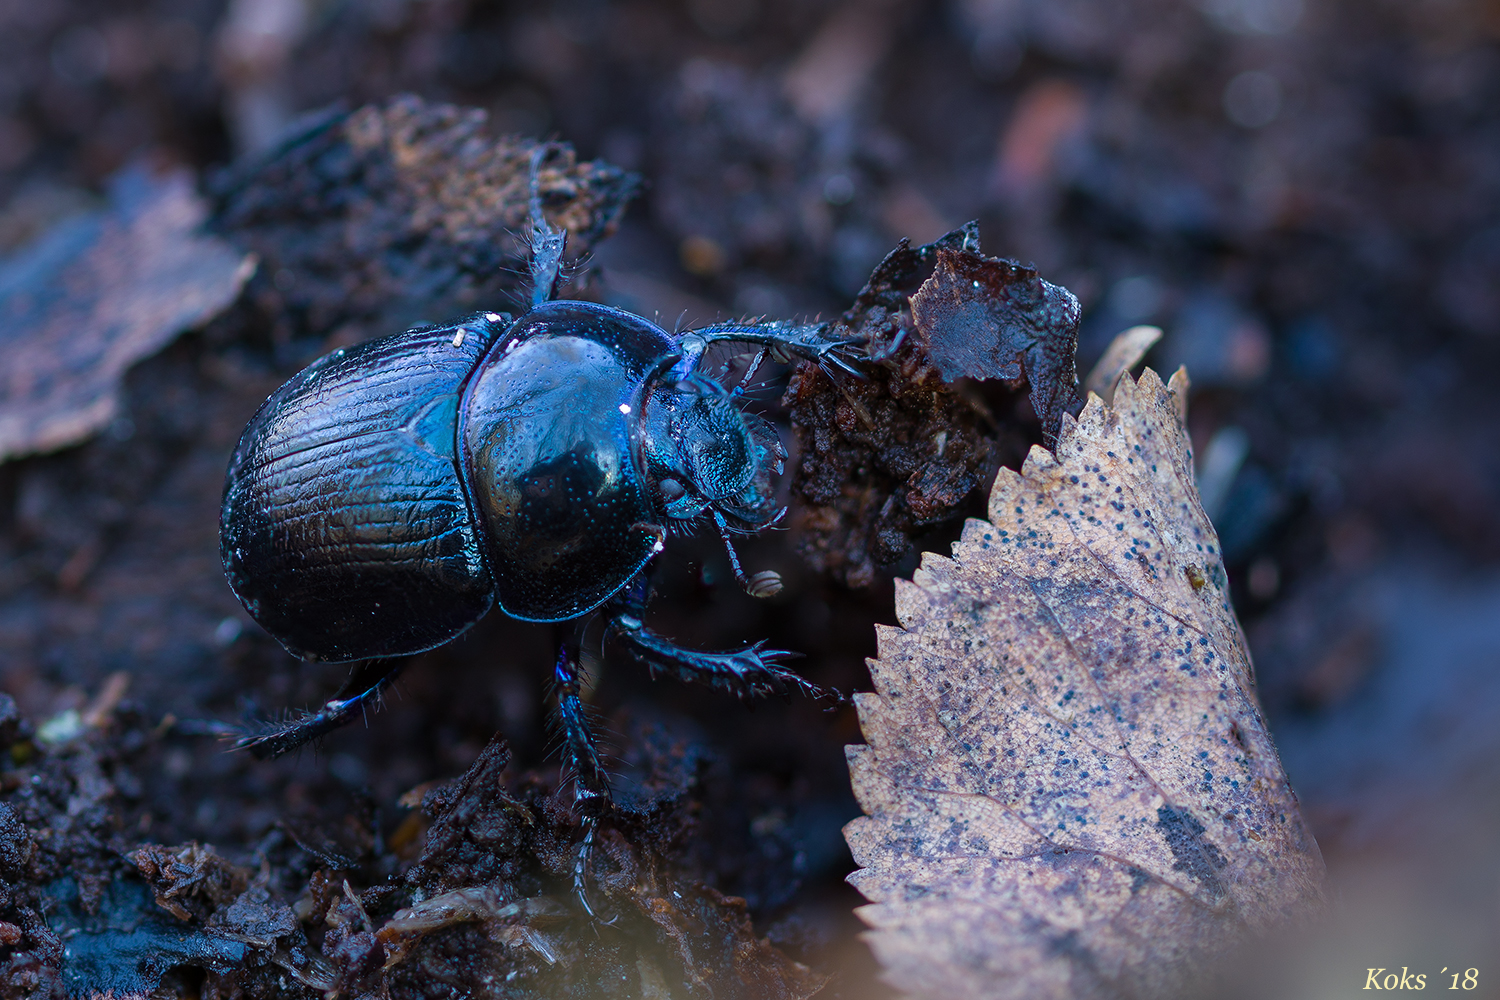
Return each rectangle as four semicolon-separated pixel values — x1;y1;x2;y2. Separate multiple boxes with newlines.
2;0;1498;994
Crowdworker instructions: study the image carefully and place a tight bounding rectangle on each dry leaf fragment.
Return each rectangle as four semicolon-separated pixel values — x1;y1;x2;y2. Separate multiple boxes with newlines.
910;245;1080;446
0;166;253;462
844;369;1325;1000
1084;325;1162;405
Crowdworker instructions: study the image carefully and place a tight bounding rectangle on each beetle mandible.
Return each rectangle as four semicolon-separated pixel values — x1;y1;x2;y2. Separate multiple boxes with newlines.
220;144;856;907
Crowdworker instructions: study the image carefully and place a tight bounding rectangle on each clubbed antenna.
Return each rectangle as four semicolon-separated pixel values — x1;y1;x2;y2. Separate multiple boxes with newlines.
712;509;783;598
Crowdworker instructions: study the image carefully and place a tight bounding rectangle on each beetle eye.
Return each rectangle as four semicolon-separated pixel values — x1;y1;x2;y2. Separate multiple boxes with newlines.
658;477;686;502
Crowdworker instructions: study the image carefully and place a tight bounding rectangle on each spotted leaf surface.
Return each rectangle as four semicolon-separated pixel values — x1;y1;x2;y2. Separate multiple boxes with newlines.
844;369;1325;1000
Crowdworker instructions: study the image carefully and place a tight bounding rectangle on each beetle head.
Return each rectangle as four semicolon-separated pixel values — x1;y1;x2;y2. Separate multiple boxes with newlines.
638;373;785;531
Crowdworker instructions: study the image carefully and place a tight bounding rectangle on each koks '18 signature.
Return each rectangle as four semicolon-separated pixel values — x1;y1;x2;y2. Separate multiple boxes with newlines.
1364;968;1479;990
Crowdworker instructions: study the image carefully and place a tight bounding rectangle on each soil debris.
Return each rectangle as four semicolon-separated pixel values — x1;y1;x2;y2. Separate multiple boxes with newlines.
0;695;829;1000
211;94;641;348
785;223;1078;589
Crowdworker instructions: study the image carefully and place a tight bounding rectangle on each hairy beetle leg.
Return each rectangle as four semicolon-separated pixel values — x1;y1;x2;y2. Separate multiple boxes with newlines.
232;657;408;759
527;143;567;307
679;321;868;379
553;645;614;917
608;615;841;704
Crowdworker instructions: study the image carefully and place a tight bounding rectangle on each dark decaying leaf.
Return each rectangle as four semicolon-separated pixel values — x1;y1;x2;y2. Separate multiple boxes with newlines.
212;94;640;343
786;225;1000;588
844;222;981;319
786;223;1083;589
0;166;253;462
909;246;1080;446
844;369;1326;999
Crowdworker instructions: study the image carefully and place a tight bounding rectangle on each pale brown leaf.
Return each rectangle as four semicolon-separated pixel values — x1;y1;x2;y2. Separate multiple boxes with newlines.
1083;325;1161;405
0;166;253;462
843;369;1325;1000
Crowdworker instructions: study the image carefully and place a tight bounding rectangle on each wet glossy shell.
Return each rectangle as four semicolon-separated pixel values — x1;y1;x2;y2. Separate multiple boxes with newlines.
221;316;507;661
460;300;673;621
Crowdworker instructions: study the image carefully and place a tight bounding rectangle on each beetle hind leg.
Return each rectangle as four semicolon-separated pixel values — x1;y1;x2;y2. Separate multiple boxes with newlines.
527;143;567;307
233;656;408;759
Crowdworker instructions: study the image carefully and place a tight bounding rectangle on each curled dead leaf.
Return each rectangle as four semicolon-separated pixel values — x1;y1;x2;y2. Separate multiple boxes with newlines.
1084;325;1162;405
844;369;1325;999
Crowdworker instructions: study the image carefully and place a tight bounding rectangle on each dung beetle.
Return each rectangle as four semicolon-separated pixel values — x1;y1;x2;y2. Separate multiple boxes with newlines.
220;145;856;907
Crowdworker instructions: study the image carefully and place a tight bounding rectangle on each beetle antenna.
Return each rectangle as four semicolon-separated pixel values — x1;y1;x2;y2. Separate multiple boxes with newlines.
731;347;769;398
528;143;567;307
711;509;782;598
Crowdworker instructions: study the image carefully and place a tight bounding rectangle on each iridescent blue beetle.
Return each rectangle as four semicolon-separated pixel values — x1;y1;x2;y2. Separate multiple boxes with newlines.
219;146;854;907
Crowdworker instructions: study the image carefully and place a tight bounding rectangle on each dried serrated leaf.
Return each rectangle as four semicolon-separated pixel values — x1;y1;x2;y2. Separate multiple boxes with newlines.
844;369;1324;1000
0;166;253;462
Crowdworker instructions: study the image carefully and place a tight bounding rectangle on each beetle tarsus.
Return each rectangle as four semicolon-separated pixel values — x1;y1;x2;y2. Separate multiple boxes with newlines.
553;645;615;916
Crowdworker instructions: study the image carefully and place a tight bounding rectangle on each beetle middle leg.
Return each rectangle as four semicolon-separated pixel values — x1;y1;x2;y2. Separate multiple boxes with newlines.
234;656;409;758
552;643;613;917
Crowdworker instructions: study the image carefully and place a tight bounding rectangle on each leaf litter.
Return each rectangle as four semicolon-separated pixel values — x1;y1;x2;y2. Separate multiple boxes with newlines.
0;133;1311;997
211;94;640;346
0;166;253;463
787;223;1080;588
843;366;1326;999
0;697;830;1000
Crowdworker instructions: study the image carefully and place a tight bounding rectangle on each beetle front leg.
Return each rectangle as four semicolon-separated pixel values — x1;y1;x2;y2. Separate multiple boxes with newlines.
234;657;408;759
677;321;867;378
552;644;612;917
606;614;844;705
